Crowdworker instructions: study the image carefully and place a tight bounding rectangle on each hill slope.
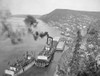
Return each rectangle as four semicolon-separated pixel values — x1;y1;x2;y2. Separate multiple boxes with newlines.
40;9;100;28
41;9;100;22
40;9;100;35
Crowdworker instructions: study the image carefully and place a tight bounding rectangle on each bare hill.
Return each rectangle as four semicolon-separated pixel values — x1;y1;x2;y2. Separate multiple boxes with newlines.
40;9;100;34
40;9;100;23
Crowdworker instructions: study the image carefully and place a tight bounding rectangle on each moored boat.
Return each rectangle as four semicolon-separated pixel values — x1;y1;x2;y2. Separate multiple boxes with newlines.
3;51;36;76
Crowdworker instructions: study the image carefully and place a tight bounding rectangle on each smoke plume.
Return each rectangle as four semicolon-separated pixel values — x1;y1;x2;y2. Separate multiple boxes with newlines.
0;0;11;10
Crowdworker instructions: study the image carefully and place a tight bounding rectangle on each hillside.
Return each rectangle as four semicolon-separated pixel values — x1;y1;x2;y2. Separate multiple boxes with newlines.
40;9;100;29
40;9;100;76
40;9;100;36
41;9;100;22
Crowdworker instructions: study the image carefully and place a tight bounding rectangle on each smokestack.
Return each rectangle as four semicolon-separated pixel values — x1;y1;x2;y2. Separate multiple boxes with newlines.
40;32;48;38
32;31;48;41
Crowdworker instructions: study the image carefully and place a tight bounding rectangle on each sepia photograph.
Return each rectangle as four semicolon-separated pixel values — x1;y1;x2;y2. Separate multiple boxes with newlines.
0;0;100;76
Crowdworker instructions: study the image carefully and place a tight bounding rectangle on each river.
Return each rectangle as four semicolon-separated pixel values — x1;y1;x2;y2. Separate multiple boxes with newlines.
0;19;63;76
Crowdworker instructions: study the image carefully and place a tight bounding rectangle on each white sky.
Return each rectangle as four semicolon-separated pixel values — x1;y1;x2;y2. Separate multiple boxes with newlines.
1;0;100;15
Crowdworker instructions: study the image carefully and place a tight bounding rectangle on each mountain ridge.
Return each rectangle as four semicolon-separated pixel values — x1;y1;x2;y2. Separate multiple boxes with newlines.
40;9;100;23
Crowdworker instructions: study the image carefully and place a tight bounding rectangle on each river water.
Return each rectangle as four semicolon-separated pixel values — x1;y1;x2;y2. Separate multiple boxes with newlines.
0;19;63;76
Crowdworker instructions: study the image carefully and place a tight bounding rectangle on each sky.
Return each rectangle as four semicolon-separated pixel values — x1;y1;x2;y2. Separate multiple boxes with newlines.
1;0;100;15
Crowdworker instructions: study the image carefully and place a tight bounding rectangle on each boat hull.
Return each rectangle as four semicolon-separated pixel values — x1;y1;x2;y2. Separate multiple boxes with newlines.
4;61;35;76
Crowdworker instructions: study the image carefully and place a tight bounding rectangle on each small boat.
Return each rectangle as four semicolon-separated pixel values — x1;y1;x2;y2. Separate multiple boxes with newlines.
3;51;36;76
56;40;66;52
35;45;55;67
35;36;59;68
